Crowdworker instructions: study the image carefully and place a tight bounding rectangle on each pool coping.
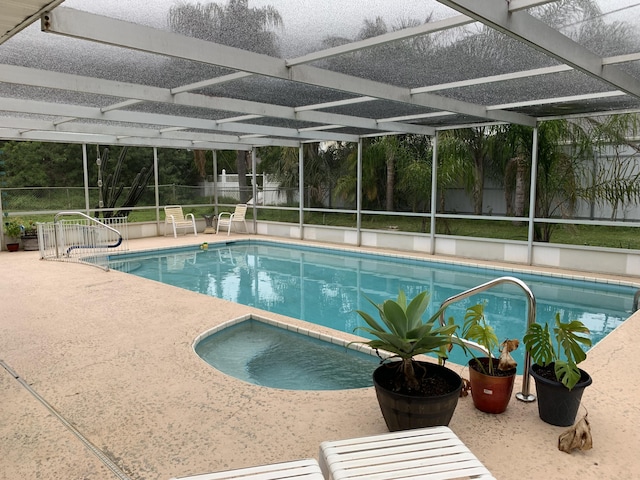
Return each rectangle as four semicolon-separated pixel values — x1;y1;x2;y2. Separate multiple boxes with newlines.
1;233;639;480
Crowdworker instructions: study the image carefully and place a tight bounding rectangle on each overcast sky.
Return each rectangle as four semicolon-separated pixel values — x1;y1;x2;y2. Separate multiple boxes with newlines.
19;0;640;58
61;0;454;55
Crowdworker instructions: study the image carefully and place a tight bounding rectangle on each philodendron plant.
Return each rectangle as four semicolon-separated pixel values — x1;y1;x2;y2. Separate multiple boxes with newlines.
523;313;592;390
461;303;519;375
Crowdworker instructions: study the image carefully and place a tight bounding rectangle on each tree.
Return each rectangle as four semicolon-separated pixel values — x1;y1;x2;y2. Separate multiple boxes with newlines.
95;146;154;219
258;146;299;205
168;0;283;203
0;141;84;187
168;0;282;56
437;129;486;214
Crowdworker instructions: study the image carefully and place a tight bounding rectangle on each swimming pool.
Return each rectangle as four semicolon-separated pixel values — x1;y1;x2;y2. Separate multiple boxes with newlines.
194;317;379;390
109;240;637;370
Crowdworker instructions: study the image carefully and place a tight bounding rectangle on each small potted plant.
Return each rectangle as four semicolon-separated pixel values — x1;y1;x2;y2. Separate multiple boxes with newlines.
3;219;22;252
461;303;520;414
523;313;592;426
21;220;39;251
354;290;475;431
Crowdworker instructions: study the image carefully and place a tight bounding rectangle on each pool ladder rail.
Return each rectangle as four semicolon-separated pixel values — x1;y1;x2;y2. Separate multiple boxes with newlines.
438;276;537;403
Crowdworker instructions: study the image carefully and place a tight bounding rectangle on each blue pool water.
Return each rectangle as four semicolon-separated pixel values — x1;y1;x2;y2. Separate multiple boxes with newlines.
195;319;379;390
110;240;636;371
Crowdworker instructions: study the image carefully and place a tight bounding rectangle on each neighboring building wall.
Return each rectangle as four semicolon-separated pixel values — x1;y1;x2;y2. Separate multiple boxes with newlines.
201;173;296;205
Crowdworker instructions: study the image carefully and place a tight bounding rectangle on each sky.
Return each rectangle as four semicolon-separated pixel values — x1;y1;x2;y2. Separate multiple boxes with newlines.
60;0;454;55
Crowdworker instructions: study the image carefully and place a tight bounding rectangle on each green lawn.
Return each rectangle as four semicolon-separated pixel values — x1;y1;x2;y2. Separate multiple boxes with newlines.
11;208;640;250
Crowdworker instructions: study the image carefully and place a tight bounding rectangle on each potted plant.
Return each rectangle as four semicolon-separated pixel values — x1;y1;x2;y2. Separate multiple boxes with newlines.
354;290;474;431
461;304;520;414
21;220;39;251
523;313;592;426
3;219;22;252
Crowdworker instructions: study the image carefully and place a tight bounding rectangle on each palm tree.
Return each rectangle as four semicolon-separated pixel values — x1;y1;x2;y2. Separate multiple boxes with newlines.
168;0;282;56
437;128;491;215
168;1;283;202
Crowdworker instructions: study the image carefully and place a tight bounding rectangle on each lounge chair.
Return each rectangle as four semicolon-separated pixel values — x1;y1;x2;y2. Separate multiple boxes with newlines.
217;204;248;235
164;206;197;238
319;426;495;480
169;458;324;480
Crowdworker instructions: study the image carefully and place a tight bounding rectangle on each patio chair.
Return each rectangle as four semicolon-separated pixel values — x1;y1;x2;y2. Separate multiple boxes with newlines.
168;458;324;480
217;204;248;235
164;205;197;238
319;426;495;480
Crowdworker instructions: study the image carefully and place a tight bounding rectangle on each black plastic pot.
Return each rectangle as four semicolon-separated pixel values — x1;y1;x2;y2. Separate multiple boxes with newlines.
373;361;462;431
530;363;592;426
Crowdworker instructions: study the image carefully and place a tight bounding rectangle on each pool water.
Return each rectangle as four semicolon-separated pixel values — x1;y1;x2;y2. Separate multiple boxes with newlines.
110;240;637;372
195;319;379;390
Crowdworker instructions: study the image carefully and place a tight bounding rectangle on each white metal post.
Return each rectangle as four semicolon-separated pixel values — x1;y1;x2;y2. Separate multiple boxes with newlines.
82;143;90;215
298;145;304;239
527;126;539;265
356;140;363;246
430;134;438;255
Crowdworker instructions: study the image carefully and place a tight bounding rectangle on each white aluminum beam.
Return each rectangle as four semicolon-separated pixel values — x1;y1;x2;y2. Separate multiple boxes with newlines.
0;0;65;45
437;0;640;99
0;64;431;137
286;15;474;67
41;7;536;127
0;97;359;143
0;116;299;149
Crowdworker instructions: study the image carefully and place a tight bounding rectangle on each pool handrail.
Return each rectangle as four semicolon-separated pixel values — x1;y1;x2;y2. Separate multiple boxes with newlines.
53;211;123;259
438;275;537;403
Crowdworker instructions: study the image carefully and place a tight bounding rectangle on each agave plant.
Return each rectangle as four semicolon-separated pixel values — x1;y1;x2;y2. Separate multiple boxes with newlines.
523;313;592;390
355;290;472;391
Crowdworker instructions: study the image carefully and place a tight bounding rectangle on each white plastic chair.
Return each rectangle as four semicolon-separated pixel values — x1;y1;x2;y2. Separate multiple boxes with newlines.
169;458;324;480
216;204;248;235
164;206;197;238
319;426;496;480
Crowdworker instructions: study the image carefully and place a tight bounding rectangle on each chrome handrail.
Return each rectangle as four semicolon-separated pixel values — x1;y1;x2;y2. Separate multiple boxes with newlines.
439;275;537;403
53;211;122;259
634;289;640;312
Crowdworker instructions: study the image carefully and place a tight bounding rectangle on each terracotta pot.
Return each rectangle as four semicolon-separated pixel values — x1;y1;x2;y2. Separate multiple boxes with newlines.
6;242;19;252
468;358;516;414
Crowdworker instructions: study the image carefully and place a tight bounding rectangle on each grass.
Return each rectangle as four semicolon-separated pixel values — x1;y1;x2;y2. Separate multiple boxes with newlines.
7;207;640;250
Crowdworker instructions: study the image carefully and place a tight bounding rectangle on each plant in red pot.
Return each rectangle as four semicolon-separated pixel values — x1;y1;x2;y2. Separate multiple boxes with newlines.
3;219;22;252
354;290;477;431
461;304;520;414
523;313;592;426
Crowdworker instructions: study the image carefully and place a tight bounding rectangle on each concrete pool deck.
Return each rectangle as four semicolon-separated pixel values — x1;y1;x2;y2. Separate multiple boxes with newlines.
1;234;639;480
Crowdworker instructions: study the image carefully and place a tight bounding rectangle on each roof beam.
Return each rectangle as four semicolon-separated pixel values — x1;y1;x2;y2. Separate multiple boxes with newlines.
0;63;434;136
0;117;304;148
0;0;65;45
286;15;474;67
41;7;536;127
437;0;640;99
0;97;360;143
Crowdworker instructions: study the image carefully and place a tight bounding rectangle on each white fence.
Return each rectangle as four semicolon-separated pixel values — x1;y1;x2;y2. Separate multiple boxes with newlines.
39;215;128;270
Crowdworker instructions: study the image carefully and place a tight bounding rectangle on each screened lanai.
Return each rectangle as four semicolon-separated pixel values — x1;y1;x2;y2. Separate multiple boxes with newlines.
1;0;640;273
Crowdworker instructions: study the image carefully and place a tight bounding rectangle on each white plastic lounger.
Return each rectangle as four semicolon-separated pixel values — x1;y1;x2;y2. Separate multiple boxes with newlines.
319;426;495;480
169;458;325;480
